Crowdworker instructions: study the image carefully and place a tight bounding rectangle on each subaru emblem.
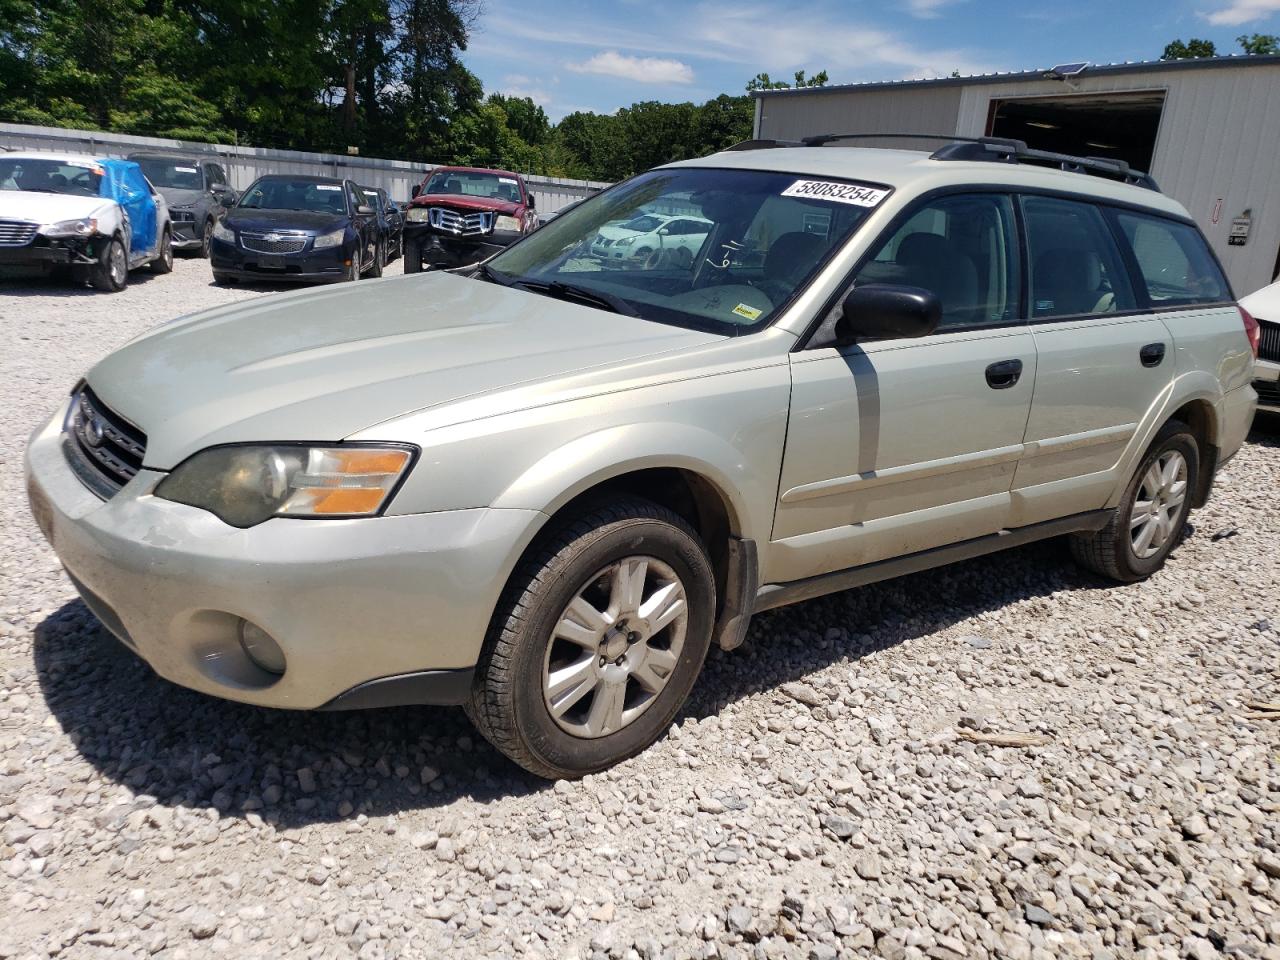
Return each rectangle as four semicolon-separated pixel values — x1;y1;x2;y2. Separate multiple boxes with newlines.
82;413;105;448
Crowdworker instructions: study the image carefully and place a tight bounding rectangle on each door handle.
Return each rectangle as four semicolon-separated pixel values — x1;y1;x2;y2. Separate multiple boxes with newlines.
985;358;1023;390
1140;342;1166;367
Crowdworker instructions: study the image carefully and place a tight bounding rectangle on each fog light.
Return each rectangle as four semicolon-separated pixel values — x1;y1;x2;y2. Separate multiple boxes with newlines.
238;619;286;675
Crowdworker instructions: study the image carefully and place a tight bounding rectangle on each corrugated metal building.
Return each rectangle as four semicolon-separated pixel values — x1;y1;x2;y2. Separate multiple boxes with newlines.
752;56;1280;295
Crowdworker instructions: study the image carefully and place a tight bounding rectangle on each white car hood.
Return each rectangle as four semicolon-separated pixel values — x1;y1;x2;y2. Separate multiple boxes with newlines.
1241;280;1280;324
0;190;110;224
596;224;650;241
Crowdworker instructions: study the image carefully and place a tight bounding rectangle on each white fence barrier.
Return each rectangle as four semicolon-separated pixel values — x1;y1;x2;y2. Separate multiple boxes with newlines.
0;122;610;215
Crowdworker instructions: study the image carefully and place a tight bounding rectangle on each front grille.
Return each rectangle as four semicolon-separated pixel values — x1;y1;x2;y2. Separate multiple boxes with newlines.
1258;320;1280;364
171;210;196;222
428;207;494;236
240;232;308;255
63;387;147;498
0;219;38;246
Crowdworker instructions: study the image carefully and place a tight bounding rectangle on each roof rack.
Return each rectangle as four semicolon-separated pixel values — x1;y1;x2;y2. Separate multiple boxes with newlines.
723;132;1160;191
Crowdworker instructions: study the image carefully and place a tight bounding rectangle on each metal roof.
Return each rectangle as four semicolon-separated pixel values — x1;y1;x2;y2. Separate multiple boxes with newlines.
750;54;1280;99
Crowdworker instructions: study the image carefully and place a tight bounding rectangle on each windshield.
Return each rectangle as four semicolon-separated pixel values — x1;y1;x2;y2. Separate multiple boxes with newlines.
0;158;103;197
134;159;203;190
237;178;347;215
486;167;889;335
424;171;522;203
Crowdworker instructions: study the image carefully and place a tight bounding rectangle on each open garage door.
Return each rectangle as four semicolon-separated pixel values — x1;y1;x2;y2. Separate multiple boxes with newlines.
987;92;1165;174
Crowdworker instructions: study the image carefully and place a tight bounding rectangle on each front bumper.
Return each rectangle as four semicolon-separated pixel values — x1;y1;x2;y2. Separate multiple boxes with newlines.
167;214;203;248
1254;358;1280;412
25;402;541;710
0;236;97;268
403;222;520;267
210;236;350;283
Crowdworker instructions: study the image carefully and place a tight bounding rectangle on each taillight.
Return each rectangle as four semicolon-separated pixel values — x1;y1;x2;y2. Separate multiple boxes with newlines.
1239;305;1260;359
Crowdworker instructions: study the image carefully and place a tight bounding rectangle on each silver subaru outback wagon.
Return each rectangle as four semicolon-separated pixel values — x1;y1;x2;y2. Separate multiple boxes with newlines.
26;137;1259;778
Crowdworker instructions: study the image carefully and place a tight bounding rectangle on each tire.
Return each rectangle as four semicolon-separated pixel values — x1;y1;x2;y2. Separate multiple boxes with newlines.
1069;420;1199;583
198;219;213;259
344;256;360;282
467;497;716;779
367;241;384;278
149;228;173;274
403;238;423;274
91;236;128;292
674;247;693;269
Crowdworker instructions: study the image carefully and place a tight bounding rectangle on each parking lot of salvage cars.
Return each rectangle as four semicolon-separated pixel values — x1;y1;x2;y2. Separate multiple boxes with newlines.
1;262;1278;960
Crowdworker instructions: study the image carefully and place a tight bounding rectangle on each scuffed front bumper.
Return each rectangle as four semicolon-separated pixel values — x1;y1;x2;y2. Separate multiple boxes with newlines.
167;213;203;248
24;401;542;711
0;235;97;268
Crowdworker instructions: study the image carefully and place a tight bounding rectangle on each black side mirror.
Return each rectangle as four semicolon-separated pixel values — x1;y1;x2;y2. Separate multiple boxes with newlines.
411;184;421;199
834;284;941;344
526;192;536;208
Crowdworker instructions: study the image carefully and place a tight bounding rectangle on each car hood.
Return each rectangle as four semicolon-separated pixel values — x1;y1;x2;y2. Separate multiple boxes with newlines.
1241;281;1280;324
156;187;206;208
596;223;649;241
0;191;110;224
410;194;521;215
86;272;721;468
225;209;349;233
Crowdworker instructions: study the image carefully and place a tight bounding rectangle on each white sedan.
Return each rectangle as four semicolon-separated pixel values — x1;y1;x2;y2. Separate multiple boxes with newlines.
590;213;711;268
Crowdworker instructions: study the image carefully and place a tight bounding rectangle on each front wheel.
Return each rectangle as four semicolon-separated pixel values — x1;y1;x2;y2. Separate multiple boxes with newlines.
1070;420;1199;582
403;237;423;274
90;237;128;292
198;219;213;258
467;498;715;779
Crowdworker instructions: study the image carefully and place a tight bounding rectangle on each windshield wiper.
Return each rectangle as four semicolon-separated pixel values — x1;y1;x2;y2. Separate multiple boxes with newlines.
514;278;639;317
476;262;516;286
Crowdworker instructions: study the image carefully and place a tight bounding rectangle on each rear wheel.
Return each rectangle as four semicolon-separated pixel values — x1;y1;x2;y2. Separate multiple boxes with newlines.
90;237;128;292
149;228;173;274
1070;420;1198;582
367;240;384;278
467;498;715;779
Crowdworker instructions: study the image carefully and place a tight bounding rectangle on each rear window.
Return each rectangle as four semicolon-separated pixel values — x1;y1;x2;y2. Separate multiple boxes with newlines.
1114;212;1231;307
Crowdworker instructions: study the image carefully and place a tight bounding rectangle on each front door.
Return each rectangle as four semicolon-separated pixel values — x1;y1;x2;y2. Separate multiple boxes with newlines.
771;192;1035;584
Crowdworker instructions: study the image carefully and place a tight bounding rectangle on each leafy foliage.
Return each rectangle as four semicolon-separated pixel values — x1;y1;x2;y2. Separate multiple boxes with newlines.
1236;33;1278;55
0;0;803;183
1161;38;1218;59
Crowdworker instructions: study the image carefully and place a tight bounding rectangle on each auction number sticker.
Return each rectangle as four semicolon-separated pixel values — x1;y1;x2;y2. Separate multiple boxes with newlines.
315;184;342;191
176;166;198;173
781;180;889;207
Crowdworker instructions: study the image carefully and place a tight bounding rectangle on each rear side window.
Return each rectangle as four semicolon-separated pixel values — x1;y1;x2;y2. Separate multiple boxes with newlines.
1022;196;1136;319
1114;212;1231;306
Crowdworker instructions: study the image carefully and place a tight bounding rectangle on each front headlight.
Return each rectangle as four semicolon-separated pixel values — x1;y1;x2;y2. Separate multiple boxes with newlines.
212;220;235;243
154;444;417;528
616;236;635;247
40;218;97;238
494;215;522;233
313;228;346;250
405;207;430;223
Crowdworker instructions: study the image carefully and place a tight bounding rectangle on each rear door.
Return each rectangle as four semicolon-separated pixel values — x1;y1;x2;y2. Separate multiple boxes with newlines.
773;191;1036;583
1012;195;1173;524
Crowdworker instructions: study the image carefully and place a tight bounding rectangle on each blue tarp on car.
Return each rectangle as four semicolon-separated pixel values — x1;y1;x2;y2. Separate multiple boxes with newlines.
98;158;158;256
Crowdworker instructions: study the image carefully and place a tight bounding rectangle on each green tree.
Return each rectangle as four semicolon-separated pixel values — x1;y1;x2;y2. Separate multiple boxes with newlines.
1237;33;1279;55
1161;38;1218;59
746;69;829;92
486;93;550;147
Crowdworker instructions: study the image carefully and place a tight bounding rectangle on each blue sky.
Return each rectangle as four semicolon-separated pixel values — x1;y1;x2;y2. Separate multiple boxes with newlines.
463;0;1280;119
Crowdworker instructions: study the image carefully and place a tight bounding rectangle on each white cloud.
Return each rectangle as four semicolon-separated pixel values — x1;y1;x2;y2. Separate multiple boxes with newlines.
690;3;996;80
566;50;696;85
1202;0;1280;24
905;0;965;19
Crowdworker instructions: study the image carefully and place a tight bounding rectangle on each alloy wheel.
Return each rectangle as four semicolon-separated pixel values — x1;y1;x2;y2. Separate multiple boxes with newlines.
542;556;688;739
1130;450;1188;559
110;242;126;285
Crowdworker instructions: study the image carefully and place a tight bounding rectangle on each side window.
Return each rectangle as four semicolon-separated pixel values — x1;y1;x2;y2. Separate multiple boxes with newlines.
1022;196;1135;319
853;193;1020;330
1114;212;1231;306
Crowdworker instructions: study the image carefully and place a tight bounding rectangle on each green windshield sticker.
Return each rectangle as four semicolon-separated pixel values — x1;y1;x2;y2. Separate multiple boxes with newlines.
732;303;763;321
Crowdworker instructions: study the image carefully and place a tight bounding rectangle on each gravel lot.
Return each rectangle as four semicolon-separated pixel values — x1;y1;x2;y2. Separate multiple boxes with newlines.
2;257;1279;960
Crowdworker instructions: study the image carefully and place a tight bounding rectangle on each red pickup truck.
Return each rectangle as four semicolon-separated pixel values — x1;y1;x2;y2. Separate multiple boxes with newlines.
402;166;539;272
